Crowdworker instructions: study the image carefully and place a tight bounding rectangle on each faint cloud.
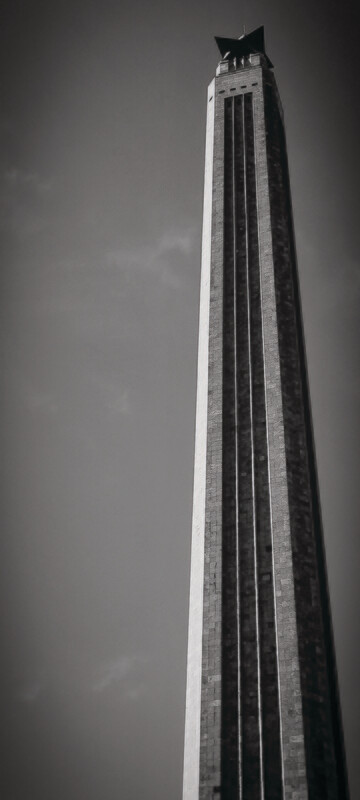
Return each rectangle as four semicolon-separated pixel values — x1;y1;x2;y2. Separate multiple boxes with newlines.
298;234;360;311
17;683;41;704
4;167;52;193
92;655;147;699
10;369;59;416
106;227;196;288
92;655;135;693
105;388;130;414
89;374;131;416
125;684;145;702
0;165;52;236
158;230;194;256
26;389;59;415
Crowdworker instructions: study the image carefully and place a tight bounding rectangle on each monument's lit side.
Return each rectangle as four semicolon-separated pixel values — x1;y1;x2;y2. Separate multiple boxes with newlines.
183;27;349;800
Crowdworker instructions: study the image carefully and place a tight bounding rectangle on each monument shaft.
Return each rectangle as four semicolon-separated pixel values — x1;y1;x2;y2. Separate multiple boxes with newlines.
183;31;348;800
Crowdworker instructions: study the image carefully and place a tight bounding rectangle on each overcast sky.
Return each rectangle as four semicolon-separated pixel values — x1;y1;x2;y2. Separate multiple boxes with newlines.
0;1;359;798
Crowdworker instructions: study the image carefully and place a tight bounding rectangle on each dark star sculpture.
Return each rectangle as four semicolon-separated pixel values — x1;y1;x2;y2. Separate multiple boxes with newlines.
215;25;273;68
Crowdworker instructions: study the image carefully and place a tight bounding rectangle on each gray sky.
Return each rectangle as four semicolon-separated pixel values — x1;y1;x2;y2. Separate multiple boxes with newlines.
1;1;359;798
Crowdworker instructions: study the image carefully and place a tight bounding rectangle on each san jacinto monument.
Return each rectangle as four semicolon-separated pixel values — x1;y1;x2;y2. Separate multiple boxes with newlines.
182;27;349;800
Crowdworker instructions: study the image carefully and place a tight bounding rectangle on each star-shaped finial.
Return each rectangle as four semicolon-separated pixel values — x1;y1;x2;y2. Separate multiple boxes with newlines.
215;25;273;68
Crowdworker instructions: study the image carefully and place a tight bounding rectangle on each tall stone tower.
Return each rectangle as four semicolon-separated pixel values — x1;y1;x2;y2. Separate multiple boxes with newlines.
183;27;349;800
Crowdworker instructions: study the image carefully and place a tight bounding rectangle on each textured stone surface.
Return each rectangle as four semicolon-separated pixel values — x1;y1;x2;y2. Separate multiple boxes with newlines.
183;56;349;800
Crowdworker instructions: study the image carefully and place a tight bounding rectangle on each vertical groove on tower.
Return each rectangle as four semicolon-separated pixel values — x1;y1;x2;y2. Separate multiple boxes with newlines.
236;93;262;800
244;92;283;800
222;92;284;800
221;96;240;798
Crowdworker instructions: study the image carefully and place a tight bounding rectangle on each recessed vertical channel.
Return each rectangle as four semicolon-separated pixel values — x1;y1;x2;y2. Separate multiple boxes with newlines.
222;89;283;800
235;92;262;800
244;91;283;799
221;96;240;798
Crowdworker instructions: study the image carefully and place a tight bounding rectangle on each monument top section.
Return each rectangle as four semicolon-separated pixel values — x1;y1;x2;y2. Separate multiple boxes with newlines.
215;25;273;68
